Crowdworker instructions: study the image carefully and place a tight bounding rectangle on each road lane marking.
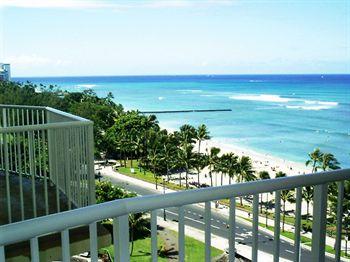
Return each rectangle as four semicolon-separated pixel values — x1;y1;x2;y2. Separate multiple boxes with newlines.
165;210;222;230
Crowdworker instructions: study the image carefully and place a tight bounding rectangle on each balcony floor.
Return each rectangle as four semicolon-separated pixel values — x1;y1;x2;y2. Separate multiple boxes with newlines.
0;172;71;225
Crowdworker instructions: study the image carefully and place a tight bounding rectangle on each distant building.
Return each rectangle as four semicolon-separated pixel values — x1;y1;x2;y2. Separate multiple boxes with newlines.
0;63;11;81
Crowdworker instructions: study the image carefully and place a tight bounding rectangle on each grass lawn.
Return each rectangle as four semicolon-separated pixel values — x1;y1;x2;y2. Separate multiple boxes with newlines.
115;159;345;257
241;216;350;259
118;160;339;236
100;230;223;261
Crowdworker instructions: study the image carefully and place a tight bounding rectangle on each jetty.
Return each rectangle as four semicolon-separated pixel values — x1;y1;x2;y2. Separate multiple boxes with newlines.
140;109;232;114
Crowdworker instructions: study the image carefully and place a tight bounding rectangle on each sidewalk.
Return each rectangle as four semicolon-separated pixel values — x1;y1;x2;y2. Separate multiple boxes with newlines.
100;165;349;261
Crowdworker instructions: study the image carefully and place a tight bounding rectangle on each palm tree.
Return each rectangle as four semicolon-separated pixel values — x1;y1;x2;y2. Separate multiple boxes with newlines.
129;212;149;256
193;153;207;185
281;190;295;232
214;155;227;186
302;186;313;219
196;124;211;153
206;147;221;187
317;152;340;171
221;153;238;185
236;156;256;206
306;148;323;173
258;171;270;214
275;171;286;178
178;143;196;189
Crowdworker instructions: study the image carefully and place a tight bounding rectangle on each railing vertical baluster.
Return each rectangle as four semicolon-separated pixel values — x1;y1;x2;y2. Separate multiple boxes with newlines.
29;130;37;218
42;129;49;215
66;128;71;210
178;206;185;262
205;201;211;262
335;181;344;262
55;129;60;212
3;127;12;223
229;197;236;262
86;124;96;205
30;237;40;261
311;184;328;262
115;215;130;262
89;222;98;262
151;210;158;262
13;110;18;174
36;111;42;179
16;133;24;220
61;229;70;262
294;187;302;262
0;246;5;261
274;190;281;262
252;194;259;262
7;109;13;172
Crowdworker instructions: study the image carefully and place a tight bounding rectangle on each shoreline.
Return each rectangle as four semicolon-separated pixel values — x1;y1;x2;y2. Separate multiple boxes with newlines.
161;124;311;179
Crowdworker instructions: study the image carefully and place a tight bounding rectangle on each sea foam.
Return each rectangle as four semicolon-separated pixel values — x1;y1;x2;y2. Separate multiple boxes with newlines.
76;84;97;89
230;94;292;103
229;94;338;110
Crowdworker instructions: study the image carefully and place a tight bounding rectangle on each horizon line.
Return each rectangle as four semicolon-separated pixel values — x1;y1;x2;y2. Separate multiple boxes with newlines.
12;73;350;78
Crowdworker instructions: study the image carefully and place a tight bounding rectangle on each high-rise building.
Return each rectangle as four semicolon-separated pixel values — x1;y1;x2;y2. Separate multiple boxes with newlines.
0;63;11;81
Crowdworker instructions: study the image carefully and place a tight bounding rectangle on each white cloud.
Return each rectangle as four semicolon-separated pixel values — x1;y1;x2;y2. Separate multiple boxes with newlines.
6;54;71;67
0;0;236;9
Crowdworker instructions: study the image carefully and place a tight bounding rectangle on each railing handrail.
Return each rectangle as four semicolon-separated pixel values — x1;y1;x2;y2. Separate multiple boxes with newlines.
0;104;91;123
0;104;45;110
0;120;92;133
1;168;349;246
45;107;91;122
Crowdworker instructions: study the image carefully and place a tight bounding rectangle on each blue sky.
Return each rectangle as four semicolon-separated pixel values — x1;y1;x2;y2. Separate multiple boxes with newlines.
1;0;349;76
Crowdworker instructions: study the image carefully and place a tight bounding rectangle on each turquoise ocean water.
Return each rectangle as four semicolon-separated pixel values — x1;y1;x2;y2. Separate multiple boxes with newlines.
14;75;350;167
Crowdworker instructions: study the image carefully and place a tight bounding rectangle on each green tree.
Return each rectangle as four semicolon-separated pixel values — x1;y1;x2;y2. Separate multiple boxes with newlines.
306;148;323;173
178;143;196;189
317;152;340;171
206;147;221;187
196;124;211;153
302;186;313;219
193;153;208;185
258;171;270;214
221;153;238;185
275;171;286;178
281;190;295;232
236;156;256;206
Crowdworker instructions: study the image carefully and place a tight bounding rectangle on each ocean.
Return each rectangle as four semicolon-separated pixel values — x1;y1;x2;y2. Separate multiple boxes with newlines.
13;75;350;167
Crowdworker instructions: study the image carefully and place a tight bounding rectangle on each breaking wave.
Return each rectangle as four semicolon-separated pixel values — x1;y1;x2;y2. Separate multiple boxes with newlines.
229;94;338;110
76;84;97;89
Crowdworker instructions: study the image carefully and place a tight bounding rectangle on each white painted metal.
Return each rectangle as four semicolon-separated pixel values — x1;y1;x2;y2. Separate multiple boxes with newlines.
116;215;130;262
311;184;328;262
205;201;211;262
89;222;98;262
1;169;350;247
335;181;344;262
61;229;70;262
151;210;158;262
30;237;39;262
274;190;281;262
229;197;236;262
0;246;4;261
294;187;302;262
252;194;259;262
178;206;185;262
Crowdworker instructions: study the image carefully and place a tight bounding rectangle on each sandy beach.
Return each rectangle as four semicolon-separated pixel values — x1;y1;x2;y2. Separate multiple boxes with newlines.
162;125;312;187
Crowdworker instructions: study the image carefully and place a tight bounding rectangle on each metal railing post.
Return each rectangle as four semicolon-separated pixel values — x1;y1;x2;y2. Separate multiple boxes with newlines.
311;184;328;262
274;190;281;262
335;181;344;262
294;187;302;262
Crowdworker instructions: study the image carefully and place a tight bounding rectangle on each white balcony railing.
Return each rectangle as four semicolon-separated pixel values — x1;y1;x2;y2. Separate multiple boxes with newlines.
0;167;349;262
0;105;95;225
